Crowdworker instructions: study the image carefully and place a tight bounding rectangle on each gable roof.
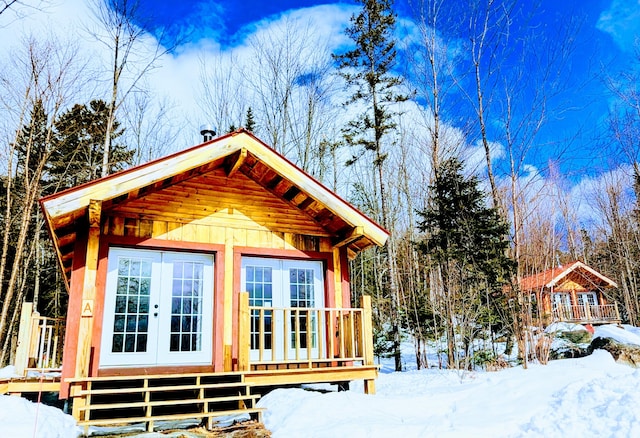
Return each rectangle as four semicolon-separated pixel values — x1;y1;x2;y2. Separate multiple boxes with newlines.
41;129;388;287
519;261;618;292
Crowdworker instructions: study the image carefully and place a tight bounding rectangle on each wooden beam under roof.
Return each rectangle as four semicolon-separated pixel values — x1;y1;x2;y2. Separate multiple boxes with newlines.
224;148;248;178
333;226;365;248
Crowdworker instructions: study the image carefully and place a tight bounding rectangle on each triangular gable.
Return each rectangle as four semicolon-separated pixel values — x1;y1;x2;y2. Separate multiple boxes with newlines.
520;261;618;292
41;129;389;287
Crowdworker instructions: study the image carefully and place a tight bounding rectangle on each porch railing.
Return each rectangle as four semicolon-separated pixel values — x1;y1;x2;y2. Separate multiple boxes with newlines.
15;302;65;376
237;293;374;371
551;303;620;323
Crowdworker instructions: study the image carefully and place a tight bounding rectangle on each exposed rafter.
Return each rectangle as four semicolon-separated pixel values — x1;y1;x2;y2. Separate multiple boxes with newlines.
225;148;248;178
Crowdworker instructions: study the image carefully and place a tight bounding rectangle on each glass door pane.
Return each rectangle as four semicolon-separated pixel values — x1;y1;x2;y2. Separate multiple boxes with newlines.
242;258;281;361
158;252;213;365
169;261;204;352
246;265;273;351
100;249;160;367
112;256;152;353
288;267;317;350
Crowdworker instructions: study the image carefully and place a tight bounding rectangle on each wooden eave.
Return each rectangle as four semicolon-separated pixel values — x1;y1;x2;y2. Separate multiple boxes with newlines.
40;129;389;289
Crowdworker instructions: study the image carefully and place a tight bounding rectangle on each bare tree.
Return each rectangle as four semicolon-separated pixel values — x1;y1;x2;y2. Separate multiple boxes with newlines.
0;0;46;26
606;45;640;180
197;49;246;135
0;35;86;362
87;0;171;176
121;87;179;164
586;168;640;324
245;16;334;164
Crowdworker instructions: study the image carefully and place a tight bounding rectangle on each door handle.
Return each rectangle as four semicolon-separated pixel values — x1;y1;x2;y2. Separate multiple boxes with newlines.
154;304;158;317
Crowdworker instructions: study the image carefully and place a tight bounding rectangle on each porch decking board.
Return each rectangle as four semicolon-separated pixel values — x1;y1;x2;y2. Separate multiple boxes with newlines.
244;365;379;387
0;377;62;395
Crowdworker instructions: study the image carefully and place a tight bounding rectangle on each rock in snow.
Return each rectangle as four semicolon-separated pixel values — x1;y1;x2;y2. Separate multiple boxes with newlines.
590;325;640;367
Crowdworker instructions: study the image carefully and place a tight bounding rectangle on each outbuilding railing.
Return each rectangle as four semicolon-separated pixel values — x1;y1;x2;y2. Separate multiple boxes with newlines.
15;302;65;375
551;303;620;323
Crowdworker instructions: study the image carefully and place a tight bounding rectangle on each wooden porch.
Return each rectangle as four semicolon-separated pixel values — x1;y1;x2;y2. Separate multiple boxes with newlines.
0;303;64;396
551;303;621;325
65;294;376;433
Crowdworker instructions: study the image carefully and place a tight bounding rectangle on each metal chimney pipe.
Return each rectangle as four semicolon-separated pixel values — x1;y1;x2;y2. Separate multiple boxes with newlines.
200;125;216;142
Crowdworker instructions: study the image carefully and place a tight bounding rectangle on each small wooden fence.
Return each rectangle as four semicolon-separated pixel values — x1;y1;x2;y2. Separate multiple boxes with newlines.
552;303;620;324
237;294;375;371
15;302;65;375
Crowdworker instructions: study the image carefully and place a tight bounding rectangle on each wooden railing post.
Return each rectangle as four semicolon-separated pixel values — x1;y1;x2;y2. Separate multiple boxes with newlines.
15;302;34;376
360;296;374;367
238;292;250;371
614;302;620;322
585;304;592;321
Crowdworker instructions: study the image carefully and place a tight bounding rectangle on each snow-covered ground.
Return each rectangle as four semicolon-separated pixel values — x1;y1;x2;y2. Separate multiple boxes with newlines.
3;324;640;437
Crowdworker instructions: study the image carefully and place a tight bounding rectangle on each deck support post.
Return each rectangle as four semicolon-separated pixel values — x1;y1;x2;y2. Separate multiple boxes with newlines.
361;295;376;395
74;200;102;381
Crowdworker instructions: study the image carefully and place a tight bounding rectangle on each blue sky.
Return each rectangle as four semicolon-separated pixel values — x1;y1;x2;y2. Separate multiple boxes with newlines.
129;0;638;180
137;0;344;45
1;0;638;228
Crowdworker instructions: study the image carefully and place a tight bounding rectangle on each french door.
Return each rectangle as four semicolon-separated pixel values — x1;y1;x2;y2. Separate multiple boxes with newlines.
552;293;572;319
577;292;599;319
100;248;214;367
241;257;324;361
577;292;597;307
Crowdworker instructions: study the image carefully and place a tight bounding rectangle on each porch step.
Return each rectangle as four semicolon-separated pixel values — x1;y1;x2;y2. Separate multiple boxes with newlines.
69;373;263;434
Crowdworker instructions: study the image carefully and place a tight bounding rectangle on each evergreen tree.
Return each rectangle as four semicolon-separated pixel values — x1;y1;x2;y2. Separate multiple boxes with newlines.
14;100;49;178
1;99;133;328
245;107;256;132
334;0;407;371
417;158;514;368
48;99;131;192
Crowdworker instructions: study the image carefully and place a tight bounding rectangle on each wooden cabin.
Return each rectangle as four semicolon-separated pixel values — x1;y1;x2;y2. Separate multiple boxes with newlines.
39;128;388;431
520;261;620;326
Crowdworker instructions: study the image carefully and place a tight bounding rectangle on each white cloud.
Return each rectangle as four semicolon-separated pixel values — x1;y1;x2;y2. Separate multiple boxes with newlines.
596;0;640;51
461;139;506;176
569;163;635;231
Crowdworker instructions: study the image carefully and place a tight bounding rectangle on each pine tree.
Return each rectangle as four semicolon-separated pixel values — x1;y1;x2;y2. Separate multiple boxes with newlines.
245;107;256;132
48;99;131;192
417;158;514;368
334;0;407;371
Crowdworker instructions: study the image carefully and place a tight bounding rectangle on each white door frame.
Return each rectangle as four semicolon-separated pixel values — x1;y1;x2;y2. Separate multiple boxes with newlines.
100;247;213;368
241;257;324;361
